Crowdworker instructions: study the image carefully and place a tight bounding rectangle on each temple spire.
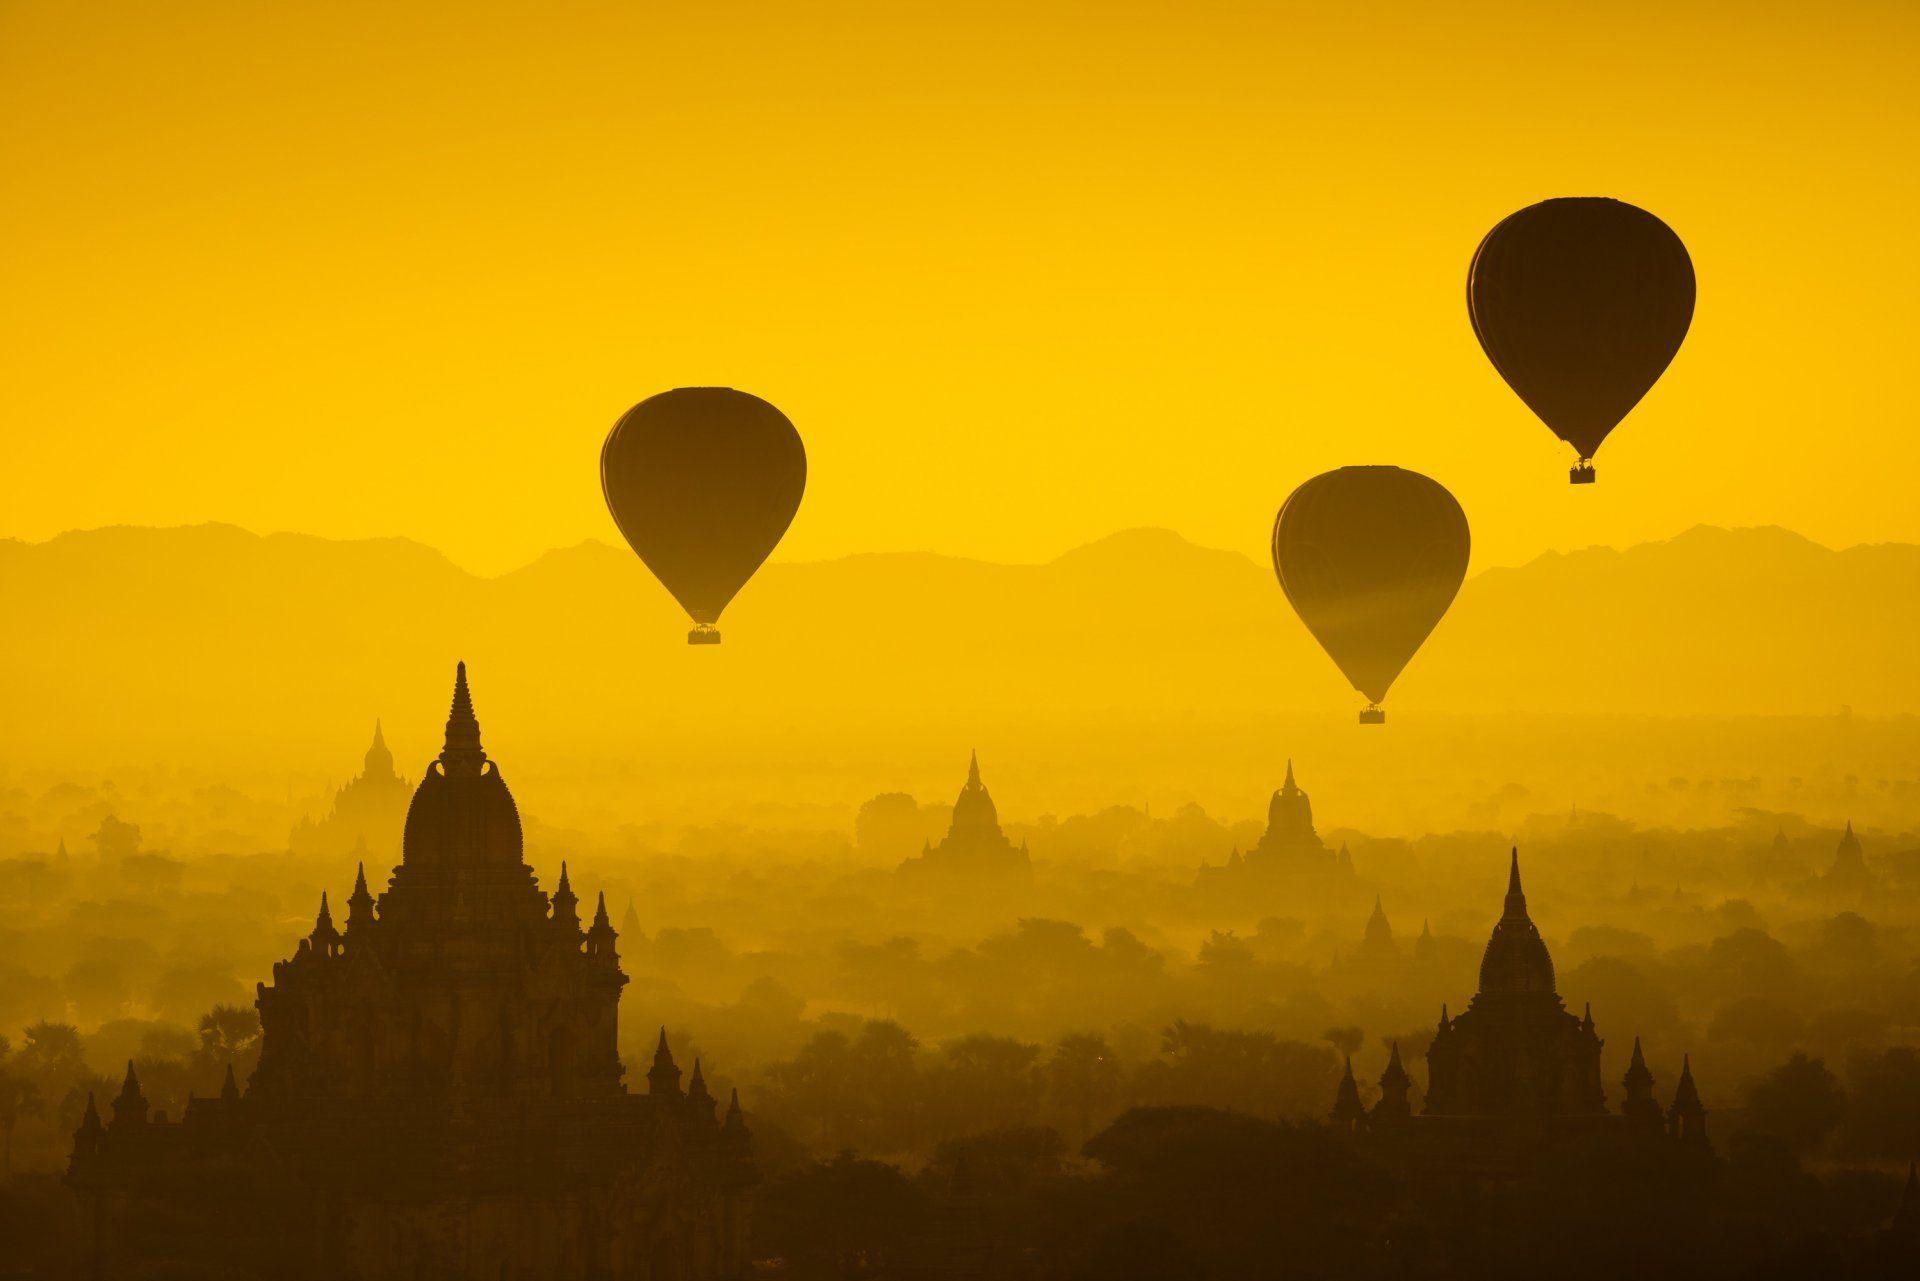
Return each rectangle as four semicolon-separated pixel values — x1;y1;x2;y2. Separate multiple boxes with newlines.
648;1027;682;1096
1668;1053;1709;1147
967;749;981;789
1330;1055;1364;1131
1503;847;1529;919
552;861;581;932
587;890;618;962
1375;1042;1412;1122
440;661;485;774
688;1057;715;1117
221;1063;240;1103
347;861;375;933
1284;758;1296;790
311;891;342;955
364;718;394;778
112;1060;148;1127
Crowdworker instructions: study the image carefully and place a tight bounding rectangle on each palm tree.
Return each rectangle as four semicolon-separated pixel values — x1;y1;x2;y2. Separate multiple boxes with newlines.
1047;1032;1121;1144
0;1070;43;1179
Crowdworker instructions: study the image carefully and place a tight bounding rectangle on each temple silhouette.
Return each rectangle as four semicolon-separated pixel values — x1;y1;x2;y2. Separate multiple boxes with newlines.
1820;819;1875;899
894;751;1032;884
289;719;412;861
1195;761;1355;896
1331;850;1709;1174
68;664;755;1279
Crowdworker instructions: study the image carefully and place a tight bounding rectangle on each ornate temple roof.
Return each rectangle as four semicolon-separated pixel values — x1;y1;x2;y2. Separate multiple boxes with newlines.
363;719;395;781
398;662;523;867
948;749;1001;840
1476;849;1557;998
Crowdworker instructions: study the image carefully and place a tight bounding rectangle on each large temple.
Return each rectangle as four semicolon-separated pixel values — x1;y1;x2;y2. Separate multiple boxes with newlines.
894;751;1032;883
1331;850;1708;1175
290;720;413;861
69;664;756;1280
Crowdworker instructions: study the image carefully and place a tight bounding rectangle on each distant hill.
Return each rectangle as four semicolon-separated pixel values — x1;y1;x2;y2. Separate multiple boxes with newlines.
3;522;1916;771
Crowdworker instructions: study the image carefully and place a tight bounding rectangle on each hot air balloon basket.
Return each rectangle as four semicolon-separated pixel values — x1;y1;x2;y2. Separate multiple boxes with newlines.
687;625;723;645
1569;463;1596;484
1359;706;1387;725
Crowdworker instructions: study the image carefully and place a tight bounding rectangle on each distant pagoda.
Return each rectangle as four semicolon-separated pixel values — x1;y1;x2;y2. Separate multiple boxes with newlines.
1196;761;1351;895
1821;820;1873;897
1251;760;1325;864
289;719;412;860
71;663;755;1279
895;751;1032;883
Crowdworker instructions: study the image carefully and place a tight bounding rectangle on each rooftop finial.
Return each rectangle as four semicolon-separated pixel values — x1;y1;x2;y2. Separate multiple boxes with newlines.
967;749;981;788
1503;847;1529;918
440;661;485;773
1284;758;1296;790
648;1026;683;1096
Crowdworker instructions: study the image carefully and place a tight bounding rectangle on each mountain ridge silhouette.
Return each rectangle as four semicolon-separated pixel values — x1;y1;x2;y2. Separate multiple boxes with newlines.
4;521;1915;769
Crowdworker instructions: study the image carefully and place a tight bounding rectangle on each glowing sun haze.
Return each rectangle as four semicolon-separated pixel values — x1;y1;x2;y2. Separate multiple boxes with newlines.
3;0;1915;574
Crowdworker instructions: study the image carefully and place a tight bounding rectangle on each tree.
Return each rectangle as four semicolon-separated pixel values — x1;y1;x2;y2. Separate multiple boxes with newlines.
1047;1033;1122;1144
195;1003;264;1089
14;1022;85;1090
1135;1023;1339;1120
1743;1052;1845;1159
0;1041;46;1178
926;1035;1044;1138
1838;1046;1920;1160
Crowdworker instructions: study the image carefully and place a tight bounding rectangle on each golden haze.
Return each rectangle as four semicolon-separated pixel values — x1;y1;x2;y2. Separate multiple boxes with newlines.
3;0;1918;576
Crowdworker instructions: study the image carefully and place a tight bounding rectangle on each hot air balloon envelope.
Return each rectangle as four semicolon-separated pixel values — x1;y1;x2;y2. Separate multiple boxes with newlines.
1468;197;1694;481
601;388;806;643
1272;466;1470;721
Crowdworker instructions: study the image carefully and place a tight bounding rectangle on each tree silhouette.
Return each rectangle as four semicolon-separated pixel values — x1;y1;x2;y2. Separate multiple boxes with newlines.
1047;1033;1122;1144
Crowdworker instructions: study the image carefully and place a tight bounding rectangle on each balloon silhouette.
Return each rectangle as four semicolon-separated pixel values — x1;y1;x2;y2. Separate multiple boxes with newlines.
601;388;806;644
1468;197;1694;483
1272;467;1470;723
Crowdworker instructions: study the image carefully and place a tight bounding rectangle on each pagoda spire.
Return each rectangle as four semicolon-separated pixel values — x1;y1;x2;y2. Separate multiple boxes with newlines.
1330;1054;1365;1132
440;661;486;775
967;749;981;789
310;891;342;956
347;861;375;933
1284;758;1296;790
1374;1042;1413;1121
1668;1054;1709;1147
722;1086;752;1150
688;1057;716;1118
111;1060;148;1128
1622;1036;1662;1128
648;1027;682;1096
364;718;394;778
587;890;618;961
552;861;581;932
221;1063;241;1104
1503;847;1530;920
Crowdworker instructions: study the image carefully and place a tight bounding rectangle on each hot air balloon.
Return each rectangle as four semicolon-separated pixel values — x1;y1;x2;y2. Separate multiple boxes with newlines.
601;388;806;644
1272;467;1469;724
1468;198;1694;483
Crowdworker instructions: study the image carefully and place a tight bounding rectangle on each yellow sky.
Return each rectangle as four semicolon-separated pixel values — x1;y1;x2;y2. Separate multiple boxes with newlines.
3;0;1916;574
